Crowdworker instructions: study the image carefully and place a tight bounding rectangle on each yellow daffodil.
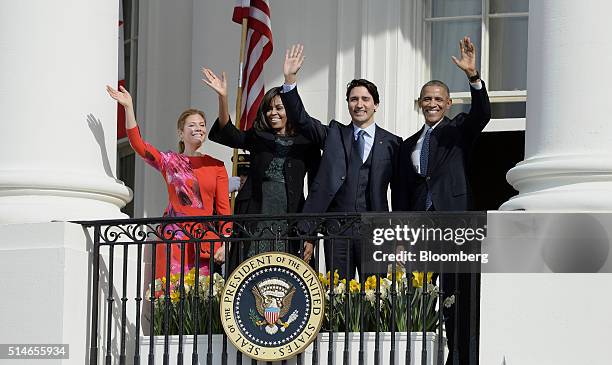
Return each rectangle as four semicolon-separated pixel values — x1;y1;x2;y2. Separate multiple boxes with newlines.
349;279;360;293
319;272;328;287
387;269;404;283
365;275;377;291
412;272;424;288
185;271;195;288
170;290;180;304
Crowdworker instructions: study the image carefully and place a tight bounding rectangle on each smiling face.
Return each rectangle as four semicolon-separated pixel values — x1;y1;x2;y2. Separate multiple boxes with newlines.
419;85;452;126
265;95;288;135
179;113;207;150
347;86;377;128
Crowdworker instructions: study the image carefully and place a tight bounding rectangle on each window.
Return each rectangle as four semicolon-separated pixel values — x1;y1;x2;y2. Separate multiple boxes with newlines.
117;0;139;217
423;0;528;128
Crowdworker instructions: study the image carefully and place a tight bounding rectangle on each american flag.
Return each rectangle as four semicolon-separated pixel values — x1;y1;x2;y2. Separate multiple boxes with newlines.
232;0;273;131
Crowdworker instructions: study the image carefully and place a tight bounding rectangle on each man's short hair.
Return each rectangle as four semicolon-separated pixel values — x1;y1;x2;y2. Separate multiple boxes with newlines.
419;80;450;99
346;79;380;105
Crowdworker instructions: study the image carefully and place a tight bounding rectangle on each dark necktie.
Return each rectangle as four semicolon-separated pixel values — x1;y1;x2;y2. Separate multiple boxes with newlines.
419;127;433;209
355;130;366;161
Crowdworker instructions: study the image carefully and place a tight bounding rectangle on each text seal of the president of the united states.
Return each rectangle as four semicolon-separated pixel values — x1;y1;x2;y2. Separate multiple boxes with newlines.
220;252;325;361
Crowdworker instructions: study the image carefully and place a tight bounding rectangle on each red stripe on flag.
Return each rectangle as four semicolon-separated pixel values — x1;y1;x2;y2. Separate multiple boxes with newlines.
232;0;249;23
233;0;273;131
117;80;127;139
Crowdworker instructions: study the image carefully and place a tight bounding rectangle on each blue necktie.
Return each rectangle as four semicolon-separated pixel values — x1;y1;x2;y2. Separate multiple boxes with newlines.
419;127;433;210
355;130;366;162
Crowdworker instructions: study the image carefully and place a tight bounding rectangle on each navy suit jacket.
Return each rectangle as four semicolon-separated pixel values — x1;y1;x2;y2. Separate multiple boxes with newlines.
394;82;491;211
281;86;401;213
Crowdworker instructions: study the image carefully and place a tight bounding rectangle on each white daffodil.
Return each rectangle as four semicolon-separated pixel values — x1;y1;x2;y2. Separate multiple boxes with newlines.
427;283;439;298
443;294;456;308
365;289;376;304
334;281;346;295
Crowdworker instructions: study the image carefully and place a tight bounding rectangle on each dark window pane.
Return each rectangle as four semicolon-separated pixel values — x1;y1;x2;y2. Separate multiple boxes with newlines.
488;17;528;91
118;152;135;217
432;0;481;17
431;21;481;93
449;102;525;119
123;0;132;37
448;103;470;118
469;131;525;210
490;0;529;14
124;42;131;87
491;102;526;119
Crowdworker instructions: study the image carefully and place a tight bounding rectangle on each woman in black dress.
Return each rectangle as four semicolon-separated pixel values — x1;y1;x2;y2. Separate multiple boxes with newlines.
202;68;320;270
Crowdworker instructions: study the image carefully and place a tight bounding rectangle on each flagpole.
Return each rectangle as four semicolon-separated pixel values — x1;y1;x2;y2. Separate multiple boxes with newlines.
231;17;249;212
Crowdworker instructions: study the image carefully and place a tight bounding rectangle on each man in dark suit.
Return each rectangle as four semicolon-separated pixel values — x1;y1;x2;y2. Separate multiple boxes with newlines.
395;36;491;211
395;37;491;365
280;44;401;279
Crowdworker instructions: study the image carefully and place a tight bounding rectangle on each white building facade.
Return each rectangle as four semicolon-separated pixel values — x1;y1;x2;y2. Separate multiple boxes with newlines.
1;0;612;364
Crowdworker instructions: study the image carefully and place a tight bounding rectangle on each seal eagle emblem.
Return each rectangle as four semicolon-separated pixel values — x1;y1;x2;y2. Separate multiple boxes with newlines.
250;278;299;334
221;252;325;361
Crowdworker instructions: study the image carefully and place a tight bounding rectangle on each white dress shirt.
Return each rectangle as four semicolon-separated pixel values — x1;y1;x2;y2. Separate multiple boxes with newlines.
411;80;483;173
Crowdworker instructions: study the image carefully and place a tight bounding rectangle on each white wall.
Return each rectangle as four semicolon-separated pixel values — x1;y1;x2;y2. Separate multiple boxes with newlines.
135;0;195;218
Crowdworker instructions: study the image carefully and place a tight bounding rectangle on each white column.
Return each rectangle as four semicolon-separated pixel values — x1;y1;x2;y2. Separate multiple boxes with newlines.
502;0;612;211
0;0;131;223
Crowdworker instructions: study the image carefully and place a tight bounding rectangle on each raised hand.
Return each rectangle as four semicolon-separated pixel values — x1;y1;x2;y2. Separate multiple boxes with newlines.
201;68;227;97
303;240;314;263
214;243;226;265
451;36;478;78
106;85;133;108
283;44;304;85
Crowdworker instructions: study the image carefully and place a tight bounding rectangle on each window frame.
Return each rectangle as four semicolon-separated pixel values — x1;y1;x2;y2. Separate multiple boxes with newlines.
419;0;528;131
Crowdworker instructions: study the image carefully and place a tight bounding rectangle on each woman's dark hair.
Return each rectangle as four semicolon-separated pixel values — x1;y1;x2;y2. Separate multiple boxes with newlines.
253;87;295;136
345;79;380;105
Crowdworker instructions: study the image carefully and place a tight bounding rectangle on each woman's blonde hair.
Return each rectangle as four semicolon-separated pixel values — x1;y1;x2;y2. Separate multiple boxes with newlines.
176;108;206;153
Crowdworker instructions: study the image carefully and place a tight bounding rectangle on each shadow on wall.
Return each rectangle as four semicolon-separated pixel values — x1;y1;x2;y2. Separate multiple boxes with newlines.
87;114;115;179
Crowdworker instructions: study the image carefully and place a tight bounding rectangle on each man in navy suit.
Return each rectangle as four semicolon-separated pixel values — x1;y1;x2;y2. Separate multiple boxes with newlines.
280;45;401;279
395;37;491;365
395;36;491;212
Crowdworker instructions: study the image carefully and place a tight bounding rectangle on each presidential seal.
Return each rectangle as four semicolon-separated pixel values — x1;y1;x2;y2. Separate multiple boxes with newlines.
221;252;325;361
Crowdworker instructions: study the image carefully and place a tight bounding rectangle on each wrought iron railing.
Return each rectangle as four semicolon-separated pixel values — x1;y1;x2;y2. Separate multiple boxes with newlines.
79;212;473;365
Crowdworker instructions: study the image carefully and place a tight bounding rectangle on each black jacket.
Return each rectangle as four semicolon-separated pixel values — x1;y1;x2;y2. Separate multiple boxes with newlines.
208;119;321;215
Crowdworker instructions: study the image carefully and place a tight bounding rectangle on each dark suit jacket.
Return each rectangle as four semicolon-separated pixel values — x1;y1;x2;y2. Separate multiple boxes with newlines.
394;82;491;211
281;86;401;213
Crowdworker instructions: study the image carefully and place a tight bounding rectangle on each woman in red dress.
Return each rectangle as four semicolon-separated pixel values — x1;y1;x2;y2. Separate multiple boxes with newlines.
107;85;230;279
